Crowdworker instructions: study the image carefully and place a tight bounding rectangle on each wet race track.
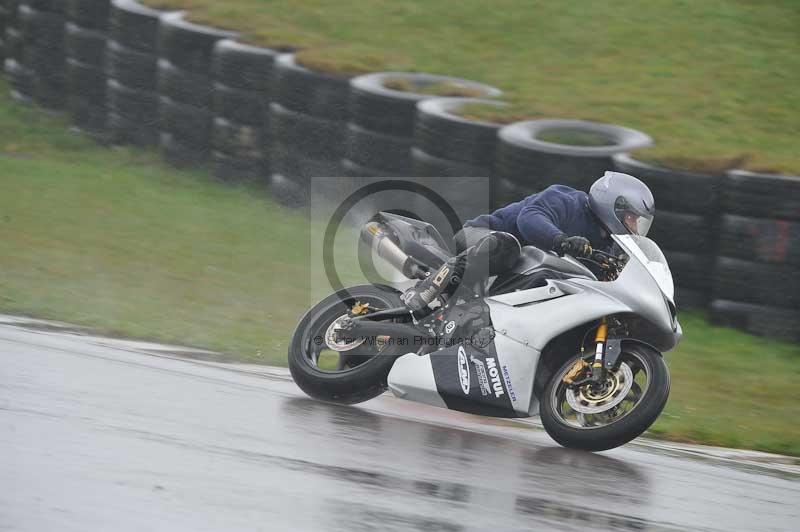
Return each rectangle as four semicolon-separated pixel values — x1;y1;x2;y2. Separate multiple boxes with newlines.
1;320;798;532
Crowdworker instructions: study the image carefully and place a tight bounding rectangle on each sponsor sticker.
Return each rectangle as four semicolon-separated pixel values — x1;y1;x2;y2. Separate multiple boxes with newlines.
502;365;517;402
470;355;491;396
457;346;470;395
444;320;456;334
486;358;505;398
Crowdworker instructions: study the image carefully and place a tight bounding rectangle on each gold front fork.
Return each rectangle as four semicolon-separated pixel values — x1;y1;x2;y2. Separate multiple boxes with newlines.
591;317;608;381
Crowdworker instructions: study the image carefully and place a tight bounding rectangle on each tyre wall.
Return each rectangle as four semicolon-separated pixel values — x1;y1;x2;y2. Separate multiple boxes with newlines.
210;39;275;183
268;53;350;207
65;0;110;138
709;170;800;340
106;0;166;146
18;0;65;109
156;12;236;167
3;1;34;102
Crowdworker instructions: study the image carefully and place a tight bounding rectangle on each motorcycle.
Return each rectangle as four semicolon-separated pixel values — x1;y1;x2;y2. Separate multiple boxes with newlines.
289;212;681;451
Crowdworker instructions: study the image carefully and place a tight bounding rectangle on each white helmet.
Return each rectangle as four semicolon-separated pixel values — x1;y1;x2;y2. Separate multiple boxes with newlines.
588;171;655;236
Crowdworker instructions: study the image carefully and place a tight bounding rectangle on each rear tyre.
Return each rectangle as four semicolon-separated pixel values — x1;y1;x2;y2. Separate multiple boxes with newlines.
288;284;406;404
540;344;670;451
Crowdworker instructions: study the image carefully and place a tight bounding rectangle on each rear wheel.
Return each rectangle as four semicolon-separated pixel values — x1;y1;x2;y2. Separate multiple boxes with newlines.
288;285;406;404
540;344;669;451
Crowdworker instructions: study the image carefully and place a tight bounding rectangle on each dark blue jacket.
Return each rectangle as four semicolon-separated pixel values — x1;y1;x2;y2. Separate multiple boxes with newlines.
465;185;609;250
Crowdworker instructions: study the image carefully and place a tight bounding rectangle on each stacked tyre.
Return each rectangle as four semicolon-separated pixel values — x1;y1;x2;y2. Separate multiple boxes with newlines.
106;0;165;145
614;154;721;309
347;72;501;179
65;0;111;138
156;12;236;167
710;170;800;340
18;0;66;109
498;120;652;202
269;53;350;206
411;97;504;223
210;39;276;182
0;0;8;61
3;1;33;102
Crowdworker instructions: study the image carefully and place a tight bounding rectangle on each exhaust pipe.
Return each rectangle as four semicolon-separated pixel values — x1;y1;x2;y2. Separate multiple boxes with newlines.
361;222;428;280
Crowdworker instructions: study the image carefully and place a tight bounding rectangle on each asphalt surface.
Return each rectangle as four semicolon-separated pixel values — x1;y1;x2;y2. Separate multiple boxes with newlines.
1;321;798;532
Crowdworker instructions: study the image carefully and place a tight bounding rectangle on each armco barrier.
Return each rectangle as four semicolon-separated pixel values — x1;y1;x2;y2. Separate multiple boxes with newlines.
613;153;722;309
156;11;236;166
269;53;350;206
1;0;797;342
210;39;276;182
65;0;110;137
106;0;166;146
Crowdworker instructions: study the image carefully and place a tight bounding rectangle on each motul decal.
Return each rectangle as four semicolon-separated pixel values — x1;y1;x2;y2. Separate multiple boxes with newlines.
486;358;505;398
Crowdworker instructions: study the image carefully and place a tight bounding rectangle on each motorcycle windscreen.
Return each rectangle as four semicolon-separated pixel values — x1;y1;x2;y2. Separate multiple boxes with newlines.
429;342;518;418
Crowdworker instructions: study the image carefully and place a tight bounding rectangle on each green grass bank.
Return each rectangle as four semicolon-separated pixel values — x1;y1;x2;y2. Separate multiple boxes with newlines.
144;0;800;173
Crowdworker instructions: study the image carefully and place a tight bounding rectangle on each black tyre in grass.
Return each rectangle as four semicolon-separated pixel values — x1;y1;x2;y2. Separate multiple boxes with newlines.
5;26;23;63
540;343;670;452
109;0;164;54
158;95;213;153
159;131;207;168
65;22;106;67
3;57;33;102
345;122;413;174
662;250;712;308
66;57;106;135
613;153;722;216
647;210;710;256
212;39;277;94
414;97;505;170
212;82;268;126
66;0;110;30
105;39;156;91
210;40;276;182
721;169;800;221
718;214;800;266
273;53;349;121
157;58;212;109
270;102;346;162
106;78;158;144
350;72;501;137
158;12;236;75
713;256;799;309
288;284;407;404
410;147;491;178
18;2;65;109
106;111;157;145
498;120;652;192
710;299;800;341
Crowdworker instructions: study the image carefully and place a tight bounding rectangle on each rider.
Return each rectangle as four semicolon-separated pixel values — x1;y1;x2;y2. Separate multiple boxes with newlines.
401;171;655;312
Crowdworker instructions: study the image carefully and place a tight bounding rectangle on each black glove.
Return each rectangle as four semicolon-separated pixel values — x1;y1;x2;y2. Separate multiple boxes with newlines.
553;234;592;258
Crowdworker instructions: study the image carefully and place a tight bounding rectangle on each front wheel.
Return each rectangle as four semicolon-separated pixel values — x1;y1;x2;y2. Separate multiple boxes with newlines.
288;284;406;405
540;344;670;452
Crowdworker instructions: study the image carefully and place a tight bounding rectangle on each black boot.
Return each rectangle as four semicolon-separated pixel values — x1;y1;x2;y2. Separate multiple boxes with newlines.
401;256;463;312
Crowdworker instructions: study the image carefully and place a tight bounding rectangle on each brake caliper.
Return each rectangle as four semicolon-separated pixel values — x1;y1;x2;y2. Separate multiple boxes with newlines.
563;359;589;385
350;301;370;316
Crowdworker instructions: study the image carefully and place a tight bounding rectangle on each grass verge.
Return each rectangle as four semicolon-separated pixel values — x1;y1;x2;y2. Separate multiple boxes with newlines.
0;81;798;455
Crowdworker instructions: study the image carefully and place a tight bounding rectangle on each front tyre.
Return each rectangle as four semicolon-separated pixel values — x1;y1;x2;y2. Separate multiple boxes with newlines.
288;284;406;405
540;344;670;452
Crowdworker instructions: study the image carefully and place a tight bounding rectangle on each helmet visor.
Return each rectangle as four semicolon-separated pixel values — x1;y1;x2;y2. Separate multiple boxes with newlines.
617;209;653;236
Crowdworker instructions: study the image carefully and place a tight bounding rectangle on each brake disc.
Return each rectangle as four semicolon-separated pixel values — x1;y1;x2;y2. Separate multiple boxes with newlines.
565;361;634;414
324;314;366;352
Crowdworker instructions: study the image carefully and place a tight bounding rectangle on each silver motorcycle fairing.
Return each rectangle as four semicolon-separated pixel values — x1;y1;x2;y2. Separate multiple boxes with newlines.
388;242;681;418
